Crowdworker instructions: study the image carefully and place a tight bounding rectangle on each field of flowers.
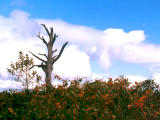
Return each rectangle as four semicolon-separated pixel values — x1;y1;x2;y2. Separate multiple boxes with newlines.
0;76;160;120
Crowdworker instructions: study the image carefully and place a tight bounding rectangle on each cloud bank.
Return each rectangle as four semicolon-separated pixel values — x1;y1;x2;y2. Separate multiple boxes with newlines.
0;10;160;90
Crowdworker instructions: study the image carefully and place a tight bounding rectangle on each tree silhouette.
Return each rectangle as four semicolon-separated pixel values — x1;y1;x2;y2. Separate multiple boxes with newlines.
30;24;68;92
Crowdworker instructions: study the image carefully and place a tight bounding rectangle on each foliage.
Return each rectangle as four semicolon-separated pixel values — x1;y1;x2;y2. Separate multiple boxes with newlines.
7;51;42;91
0;76;160;120
140;79;160;92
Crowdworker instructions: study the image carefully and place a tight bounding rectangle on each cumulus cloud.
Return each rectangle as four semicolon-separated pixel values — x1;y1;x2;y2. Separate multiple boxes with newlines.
10;10;40;39
0;79;21;90
0;10;92;89
36;18;160;70
152;73;160;84
125;75;148;84
119;44;160;64
102;29;145;47
150;64;160;73
1;9;160;90
54;45;91;79
37;19;102;46
91;73;110;80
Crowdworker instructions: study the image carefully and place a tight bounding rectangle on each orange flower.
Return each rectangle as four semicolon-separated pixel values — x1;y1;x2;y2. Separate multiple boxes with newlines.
86;97;89;100
150;104;154;108
64;101;67;105
103;94;109;99
92;111;98;115
86;107;91;111
53;115;57;119
108;82;112;86
134;101;144;108
155;111;159;116
73;108;77;114
105;99;113;105
127;104;133;109
78;91;84;98
135;81;138;85
56;102;61;109
91;95;96;100
145;90;152;95
138;95;147;103
134;95;147;108
143;112;147;116
8;108;14;114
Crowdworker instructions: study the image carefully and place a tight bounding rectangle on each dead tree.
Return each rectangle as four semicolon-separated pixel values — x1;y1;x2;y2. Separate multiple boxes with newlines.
29;24;68;92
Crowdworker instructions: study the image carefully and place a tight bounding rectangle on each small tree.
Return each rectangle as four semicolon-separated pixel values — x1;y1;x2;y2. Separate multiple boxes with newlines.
7;51;42;91
29;24;68;92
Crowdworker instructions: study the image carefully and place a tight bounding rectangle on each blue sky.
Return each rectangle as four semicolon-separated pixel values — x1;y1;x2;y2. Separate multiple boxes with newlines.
1;0;160;31
0;0;160;90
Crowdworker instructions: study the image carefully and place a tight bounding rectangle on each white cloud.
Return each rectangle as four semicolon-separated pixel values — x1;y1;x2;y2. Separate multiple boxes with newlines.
120;44;160;64
102;29;145;47
10;10;40;39
99;51;111;69
0;79;21;89
152;73;160;84
54;45;91;79
0;40;46;78
36;19;102;46
91;73;110;80
91;73;103;80
125;75;147;84
150;64;160;74
0;9;160;90
36;18;156;71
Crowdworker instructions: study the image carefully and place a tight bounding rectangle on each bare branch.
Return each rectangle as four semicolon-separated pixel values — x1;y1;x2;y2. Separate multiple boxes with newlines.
49;27;54;44
29;65;42;70
52;49;57;54
54;34;58;38
41;24;50;37
37;33;48;46
38;53;47;58
53;42;68;63
52;55;58;61
50;27;53;36
50;49;57;57
51;34;58;45
29;51;46;63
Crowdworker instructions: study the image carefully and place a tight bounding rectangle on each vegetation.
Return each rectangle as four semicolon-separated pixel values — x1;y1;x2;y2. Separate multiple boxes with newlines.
0;76;159;120
7;51;42;91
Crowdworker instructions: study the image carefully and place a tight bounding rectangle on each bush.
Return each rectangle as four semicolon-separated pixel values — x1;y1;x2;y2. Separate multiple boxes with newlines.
0;77;160;120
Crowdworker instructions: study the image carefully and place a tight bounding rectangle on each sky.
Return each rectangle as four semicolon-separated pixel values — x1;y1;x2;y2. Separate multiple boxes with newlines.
0;0;160;90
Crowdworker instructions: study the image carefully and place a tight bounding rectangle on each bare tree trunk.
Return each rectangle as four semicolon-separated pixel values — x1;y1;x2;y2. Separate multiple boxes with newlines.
30;24;68;92
44;62;53;92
